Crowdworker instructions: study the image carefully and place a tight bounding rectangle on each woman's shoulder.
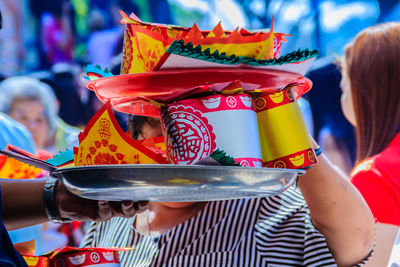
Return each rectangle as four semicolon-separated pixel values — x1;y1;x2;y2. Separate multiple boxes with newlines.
350;137;400;225
350;157;377;179
351;133;400;193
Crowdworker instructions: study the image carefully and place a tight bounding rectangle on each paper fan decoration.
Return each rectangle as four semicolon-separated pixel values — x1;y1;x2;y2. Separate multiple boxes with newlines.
74;102;169;166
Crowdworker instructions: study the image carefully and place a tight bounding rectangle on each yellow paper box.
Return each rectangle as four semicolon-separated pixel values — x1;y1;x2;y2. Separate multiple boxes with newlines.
254;87;317;169
74;102;168;166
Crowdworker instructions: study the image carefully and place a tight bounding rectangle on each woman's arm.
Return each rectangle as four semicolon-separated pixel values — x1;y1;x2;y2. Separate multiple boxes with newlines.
0;178;140;231
1;178;48;230
298;152;375;266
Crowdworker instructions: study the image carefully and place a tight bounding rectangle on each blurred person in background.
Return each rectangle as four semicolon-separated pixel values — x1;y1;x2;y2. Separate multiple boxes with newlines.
128;115;163;140
50;63;88;127
0;76;79;157
86;9;123;69
0;112;43;256
41;0;75;66
341;22;400;266
307;57;356;175
0;0;27;76
0;76;82;254
30;65;88;129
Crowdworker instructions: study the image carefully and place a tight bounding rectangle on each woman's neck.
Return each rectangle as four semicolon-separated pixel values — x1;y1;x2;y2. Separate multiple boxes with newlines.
135;202;207;236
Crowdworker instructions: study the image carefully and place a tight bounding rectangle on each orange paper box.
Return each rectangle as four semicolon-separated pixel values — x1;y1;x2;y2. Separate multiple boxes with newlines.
74;102;168;166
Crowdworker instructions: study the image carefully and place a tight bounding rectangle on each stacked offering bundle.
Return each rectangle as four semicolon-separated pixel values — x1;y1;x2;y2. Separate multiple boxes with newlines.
85;12;319;169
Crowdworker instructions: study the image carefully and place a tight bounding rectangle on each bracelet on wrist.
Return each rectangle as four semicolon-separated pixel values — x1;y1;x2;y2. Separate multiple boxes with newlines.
43;178;72;223
314;146;322;156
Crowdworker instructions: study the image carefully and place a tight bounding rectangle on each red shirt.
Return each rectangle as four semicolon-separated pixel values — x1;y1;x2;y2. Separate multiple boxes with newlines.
351;133;400;226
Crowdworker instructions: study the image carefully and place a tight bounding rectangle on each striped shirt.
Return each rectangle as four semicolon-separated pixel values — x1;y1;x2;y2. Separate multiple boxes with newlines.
81;186;368;266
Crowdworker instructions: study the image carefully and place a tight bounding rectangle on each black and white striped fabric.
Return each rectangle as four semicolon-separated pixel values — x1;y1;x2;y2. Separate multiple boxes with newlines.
81;186;368;266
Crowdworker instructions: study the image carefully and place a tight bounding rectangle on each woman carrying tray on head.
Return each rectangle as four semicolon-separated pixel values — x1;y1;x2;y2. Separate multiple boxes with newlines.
81;117;375;266
80;13;375;267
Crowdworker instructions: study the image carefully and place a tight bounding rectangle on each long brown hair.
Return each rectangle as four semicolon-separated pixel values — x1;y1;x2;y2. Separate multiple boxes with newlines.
343;23;400;162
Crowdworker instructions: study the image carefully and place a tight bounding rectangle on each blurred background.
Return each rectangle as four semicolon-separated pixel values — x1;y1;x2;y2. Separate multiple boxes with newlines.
1;0;398;75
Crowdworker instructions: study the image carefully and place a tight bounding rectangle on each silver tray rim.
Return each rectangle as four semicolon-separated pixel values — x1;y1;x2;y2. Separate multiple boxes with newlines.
51;164;306;174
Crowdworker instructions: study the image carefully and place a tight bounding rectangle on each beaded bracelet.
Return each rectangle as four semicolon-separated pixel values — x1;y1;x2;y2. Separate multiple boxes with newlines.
44;178;72;223
314;146;322;156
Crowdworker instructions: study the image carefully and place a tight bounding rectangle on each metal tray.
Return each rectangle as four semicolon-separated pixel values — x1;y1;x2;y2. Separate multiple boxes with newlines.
51;164;304;202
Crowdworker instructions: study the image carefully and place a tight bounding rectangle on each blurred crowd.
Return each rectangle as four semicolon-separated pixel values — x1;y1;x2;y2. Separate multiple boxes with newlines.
0;0;149;255
0;0;149;134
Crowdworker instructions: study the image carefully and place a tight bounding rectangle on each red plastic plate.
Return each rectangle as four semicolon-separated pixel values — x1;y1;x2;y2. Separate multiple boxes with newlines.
87;68;310;116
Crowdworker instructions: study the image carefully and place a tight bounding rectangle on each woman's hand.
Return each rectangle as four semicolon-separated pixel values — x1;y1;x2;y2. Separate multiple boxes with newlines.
56;182;149;222
1;178;148;231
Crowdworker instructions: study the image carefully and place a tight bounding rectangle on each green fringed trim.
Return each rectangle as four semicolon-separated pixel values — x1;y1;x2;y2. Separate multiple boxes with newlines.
166;40;318;66
210;149;242;166
299;166;313;170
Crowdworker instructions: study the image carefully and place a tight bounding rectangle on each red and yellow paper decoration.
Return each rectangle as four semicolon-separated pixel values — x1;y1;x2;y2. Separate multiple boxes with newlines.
140;136;166;154
0;155;42;179
180;22;274;60
23;246;125;267
23;255;48;267
254;87;316;169
120;11;278;74
74;102;168;166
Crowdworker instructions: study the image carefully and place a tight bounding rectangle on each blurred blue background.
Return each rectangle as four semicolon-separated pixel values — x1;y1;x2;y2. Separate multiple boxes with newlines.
0;0;399;76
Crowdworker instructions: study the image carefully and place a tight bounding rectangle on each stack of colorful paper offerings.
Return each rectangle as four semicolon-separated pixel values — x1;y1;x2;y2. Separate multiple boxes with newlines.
86;11;319;170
